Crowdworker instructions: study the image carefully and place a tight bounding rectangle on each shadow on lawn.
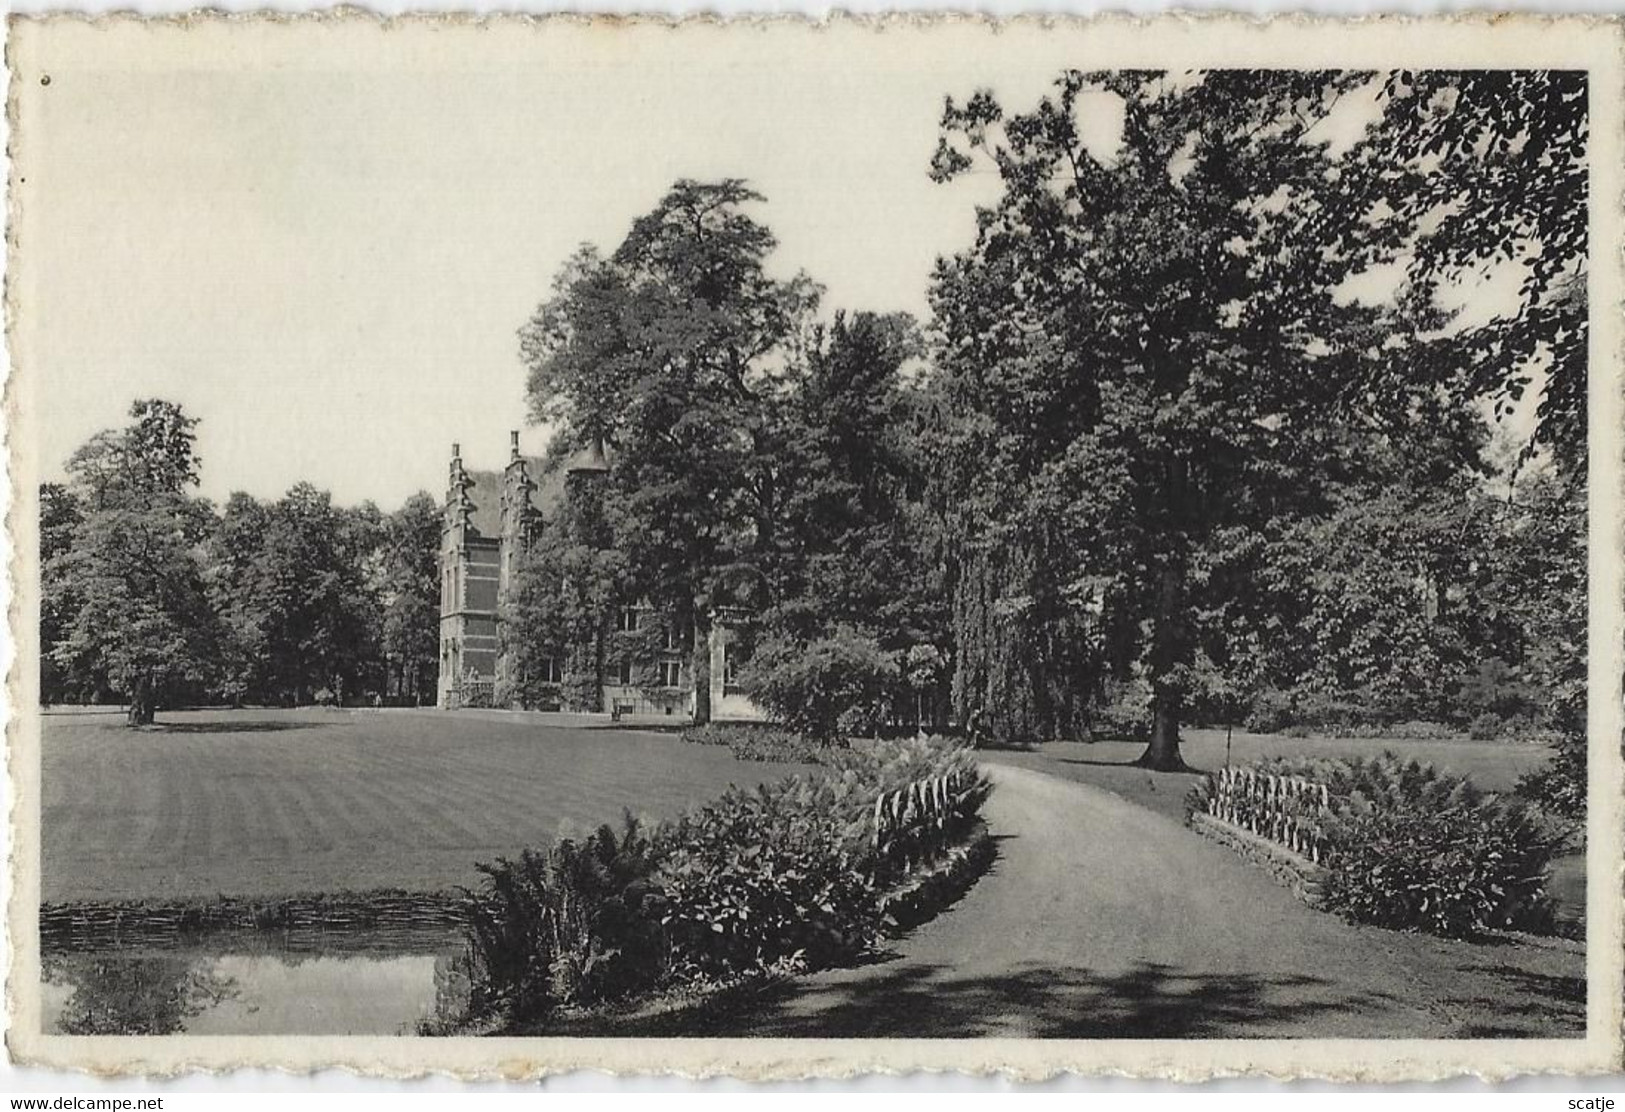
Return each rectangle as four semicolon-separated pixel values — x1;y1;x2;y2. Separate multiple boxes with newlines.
141;720;327;734
640;960;1409;1039
1056;756;1209;775
1449;965;1586;1038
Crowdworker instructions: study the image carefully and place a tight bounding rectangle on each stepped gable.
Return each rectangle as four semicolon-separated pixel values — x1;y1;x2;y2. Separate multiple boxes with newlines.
460;456;566;540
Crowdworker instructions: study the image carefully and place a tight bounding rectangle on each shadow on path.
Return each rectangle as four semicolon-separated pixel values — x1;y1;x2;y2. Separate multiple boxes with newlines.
642;960;1405;1039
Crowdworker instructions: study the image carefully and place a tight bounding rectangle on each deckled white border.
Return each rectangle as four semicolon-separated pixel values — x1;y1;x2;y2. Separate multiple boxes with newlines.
4;11;1622;1083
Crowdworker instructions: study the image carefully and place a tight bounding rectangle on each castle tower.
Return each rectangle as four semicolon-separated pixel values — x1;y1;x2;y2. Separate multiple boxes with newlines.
437;441;503;708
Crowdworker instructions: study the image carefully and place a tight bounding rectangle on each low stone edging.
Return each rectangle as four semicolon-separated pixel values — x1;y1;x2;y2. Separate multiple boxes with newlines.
878;819;996;935
1189;811;1328;908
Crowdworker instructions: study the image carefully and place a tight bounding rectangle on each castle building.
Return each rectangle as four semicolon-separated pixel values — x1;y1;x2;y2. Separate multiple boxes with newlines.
437;433;759;720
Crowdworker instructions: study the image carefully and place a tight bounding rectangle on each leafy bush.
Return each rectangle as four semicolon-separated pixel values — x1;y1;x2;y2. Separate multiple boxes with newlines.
1324;795;1558;938
1455;657;1543;725
1243;688;1468;739
456;736;991;1027
1293;688;1391;732
658;779;880;980
1209;753;1563;939
1517;731;1586;823
659;737;988;978
742;627;897;743
681;722;833;765
1244;689;1295;734
1382;719;1461;740
1468;712;1504;741
1090;679;1151;742
314;687;338;707
461;816;665;1024
826;735;986;798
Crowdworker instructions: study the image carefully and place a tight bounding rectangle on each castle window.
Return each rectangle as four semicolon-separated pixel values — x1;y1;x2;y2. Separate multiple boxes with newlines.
539;657;562;684
616;659;634;686
658;660;682;689
617;607;640;633
663;624;686;651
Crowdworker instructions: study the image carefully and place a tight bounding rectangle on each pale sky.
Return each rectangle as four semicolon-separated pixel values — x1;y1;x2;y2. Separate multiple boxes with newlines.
18;22;1075;509
13;21;1548;510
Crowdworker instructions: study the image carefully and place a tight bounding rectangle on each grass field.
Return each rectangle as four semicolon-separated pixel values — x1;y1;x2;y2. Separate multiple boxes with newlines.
42;708;806;905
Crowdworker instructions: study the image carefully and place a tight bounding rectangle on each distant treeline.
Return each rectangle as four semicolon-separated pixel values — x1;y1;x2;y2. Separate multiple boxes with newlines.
41;400;441;722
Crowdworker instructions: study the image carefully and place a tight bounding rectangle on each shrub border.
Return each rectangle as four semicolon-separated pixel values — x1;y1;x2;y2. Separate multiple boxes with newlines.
523;816;999;1036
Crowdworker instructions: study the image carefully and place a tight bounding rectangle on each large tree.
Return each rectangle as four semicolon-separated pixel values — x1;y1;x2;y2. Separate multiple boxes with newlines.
519;179;818;724
209;484;382;705
49;400;217;725
501;467;627;712
929;70;1579;768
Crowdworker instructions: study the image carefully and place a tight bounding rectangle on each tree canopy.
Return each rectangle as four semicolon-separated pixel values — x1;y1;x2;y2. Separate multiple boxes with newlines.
42;401;443;720
48;400;216;725
927;69;1586;766
519;179;822;723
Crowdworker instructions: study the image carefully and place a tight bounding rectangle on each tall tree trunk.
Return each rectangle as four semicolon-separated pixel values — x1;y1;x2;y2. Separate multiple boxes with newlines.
126;679;155;727
691;607;712;726
1137;559;1190;772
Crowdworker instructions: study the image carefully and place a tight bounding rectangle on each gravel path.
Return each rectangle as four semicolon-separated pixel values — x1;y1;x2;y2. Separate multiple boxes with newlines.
698;764;1584;1038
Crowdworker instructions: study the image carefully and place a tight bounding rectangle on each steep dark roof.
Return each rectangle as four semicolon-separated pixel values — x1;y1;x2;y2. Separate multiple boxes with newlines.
461;457;565;540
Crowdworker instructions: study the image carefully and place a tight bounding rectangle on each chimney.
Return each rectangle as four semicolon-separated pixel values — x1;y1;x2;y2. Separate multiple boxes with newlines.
450;442;463;482
510;430;520;462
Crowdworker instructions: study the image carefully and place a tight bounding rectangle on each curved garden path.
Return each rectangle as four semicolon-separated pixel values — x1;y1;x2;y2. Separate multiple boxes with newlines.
694;764;1584;1039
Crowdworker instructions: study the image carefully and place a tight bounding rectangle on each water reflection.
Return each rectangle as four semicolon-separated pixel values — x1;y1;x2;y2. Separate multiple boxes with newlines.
43;930;466;1036
43;954;237;1035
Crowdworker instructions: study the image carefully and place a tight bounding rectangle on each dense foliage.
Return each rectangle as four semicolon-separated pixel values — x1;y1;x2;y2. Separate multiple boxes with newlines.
457;738;990;1027
42;402;443;719
515;185;951;733
924;69;1587;769
681;722;833;765
1189;753;1566;938
740;627;897;743
462;818;668;1021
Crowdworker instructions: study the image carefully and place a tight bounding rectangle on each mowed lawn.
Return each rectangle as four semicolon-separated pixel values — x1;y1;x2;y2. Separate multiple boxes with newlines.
42;708;805;905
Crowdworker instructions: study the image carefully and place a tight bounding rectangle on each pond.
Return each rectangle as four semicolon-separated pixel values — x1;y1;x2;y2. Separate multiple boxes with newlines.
41;928;469;1036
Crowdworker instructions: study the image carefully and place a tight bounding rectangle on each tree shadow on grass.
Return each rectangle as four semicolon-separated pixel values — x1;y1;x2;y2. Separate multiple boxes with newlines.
634;960;1416;1039
1450;964;1586;1038
1055;756;1209;775
142;720;327;734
